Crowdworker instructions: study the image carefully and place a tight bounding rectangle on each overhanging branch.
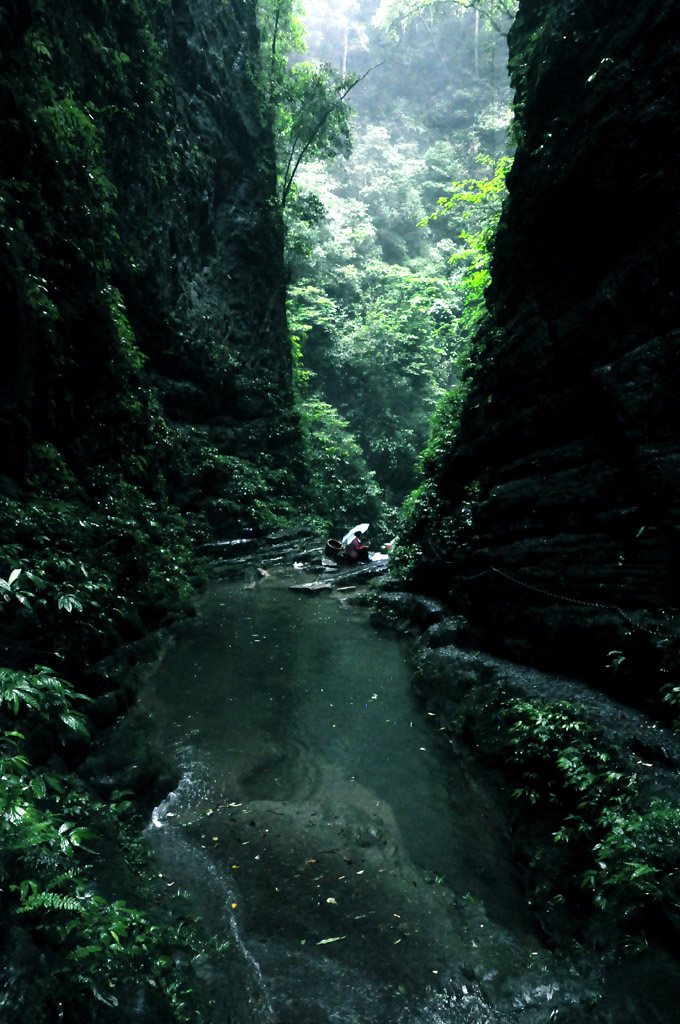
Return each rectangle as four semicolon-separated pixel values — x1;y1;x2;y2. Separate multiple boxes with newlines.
280;61;385;210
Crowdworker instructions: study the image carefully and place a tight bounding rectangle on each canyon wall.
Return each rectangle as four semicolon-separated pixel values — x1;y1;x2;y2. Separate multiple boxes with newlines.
407;0;680;707
0;0;302;531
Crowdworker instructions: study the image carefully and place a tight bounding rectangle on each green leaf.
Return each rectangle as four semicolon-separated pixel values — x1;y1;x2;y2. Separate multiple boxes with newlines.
59;712;90;736
68;827;98;846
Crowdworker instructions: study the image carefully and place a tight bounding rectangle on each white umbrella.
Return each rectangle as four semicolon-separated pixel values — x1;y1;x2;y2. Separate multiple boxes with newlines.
341;523;369;546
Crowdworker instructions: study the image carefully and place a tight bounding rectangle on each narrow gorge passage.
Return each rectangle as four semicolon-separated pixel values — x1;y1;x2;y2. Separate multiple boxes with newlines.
141;566;587;1024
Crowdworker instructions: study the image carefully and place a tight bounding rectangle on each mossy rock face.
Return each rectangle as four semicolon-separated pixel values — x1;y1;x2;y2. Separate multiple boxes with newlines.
403;0;680;699
0;0;302;523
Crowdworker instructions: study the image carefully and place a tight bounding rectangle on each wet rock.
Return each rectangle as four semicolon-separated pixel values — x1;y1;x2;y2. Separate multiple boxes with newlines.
415;638;680;771
268;526;320;544
369;590;447;633
406;0;680;700
288;581;333;594
201;537;260;558
332;561;391;586
293;546;326;564
79;706;179;811
413;635;680;965
422;615;486;649
87;687;130;729
210;534;325;578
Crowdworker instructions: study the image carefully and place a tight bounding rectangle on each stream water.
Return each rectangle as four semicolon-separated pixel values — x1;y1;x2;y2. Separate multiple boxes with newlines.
141;565;595;1023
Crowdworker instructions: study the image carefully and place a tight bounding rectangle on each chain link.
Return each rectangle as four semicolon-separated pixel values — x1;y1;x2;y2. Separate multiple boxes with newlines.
456;566;671;641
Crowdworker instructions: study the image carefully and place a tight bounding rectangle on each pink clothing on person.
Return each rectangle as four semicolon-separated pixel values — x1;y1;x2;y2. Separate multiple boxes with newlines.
346;535;368;563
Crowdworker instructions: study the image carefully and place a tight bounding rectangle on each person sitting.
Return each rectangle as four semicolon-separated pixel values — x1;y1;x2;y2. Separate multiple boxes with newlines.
345;531;369;564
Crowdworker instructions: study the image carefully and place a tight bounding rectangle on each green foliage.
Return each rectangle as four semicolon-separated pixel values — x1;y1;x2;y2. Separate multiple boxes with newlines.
391;382;482;577
393;154;510;564
394;473;478;580
258;0;307;94
299;396;387;529
201;450;302;534
284;2;513;509
332;262;462;496
503;697;680;928
289;231;469;500
661;681;680;731
421;153;512;334
0;471;203;674
0;704;201;1022
258;0;357;209
419;385;467;476
343;124;430;264
0;666;90;734
277;61;357;209
0;519;213;1024
375;0;518;38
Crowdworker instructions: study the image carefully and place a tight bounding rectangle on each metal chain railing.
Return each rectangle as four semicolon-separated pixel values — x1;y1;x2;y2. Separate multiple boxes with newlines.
455;565;672;641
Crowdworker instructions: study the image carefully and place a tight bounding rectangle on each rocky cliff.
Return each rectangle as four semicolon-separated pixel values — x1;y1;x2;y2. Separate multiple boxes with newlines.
0;5;305;1016
0;0;302;532
405;0;680;708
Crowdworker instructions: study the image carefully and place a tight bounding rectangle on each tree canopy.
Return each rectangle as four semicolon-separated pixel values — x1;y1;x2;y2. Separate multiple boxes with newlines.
283;0;514;507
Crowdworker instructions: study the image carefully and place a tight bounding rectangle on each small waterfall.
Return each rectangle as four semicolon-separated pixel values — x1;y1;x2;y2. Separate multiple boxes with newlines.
148;774;276;1022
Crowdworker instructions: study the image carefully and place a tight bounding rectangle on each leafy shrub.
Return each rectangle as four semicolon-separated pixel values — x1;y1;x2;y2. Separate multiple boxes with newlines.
0;669;202;1022
0;480;203;673
504;697;680;929
300;396;387;530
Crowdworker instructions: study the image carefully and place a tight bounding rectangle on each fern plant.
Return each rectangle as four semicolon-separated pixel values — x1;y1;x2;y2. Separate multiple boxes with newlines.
504;696;680;926
0;663;205;1021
